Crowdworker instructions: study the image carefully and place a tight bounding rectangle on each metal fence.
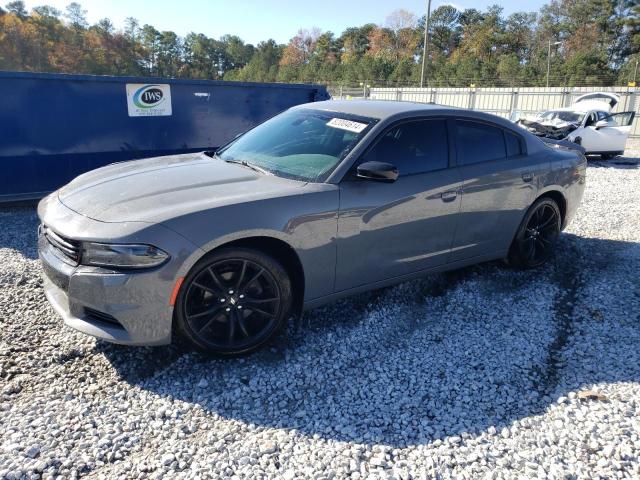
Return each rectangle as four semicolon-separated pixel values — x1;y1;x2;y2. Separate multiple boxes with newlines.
331;86;640;138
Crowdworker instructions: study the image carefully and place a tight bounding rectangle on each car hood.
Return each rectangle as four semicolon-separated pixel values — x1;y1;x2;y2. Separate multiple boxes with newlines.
58;152;306;223
533;118;576;128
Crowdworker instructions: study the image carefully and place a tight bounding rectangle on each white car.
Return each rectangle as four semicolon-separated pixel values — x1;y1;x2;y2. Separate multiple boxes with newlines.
517;92;635;159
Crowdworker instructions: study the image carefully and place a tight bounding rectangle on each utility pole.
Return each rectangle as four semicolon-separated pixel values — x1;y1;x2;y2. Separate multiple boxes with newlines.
634;60;639;84
420;0;432;88
546;39;562;88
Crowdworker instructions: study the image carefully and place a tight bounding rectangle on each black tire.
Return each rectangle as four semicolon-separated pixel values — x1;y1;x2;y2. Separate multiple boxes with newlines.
508;197;562;269
174;247;292;355
601;153;616;160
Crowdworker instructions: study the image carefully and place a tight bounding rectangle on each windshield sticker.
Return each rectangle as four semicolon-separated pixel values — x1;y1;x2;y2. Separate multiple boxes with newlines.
327;118;368;133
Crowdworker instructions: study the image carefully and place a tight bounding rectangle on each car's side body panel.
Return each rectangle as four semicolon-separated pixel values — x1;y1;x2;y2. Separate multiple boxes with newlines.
537;148;587;229
450;151;549;262
303;250;502;310
164;186;340;302
336;168;462;291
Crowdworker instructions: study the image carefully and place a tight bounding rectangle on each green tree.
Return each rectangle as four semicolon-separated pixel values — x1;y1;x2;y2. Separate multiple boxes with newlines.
156;31;182;77
338;24;375;64
65;2;87;30
497;53;522;85
428;5;462;58
5;1;26;18
230;39;282;82
140;24;160;74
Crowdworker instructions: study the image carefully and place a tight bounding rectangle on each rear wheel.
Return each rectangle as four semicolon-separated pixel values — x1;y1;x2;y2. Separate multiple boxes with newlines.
175;247;292;355
508;198;562;269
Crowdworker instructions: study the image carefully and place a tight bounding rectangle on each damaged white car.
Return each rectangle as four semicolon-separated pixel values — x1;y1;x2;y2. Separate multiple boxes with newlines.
516;93;635;159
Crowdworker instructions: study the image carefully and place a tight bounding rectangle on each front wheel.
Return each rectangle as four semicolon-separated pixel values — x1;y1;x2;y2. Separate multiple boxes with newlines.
508;198;562;269
175;247;292;355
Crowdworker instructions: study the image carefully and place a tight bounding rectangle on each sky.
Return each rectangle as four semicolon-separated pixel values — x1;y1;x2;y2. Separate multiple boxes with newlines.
20;0;548;44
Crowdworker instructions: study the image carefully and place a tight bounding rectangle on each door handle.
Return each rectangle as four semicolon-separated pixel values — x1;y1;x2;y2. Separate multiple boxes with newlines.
441;190;458;202
521;172;534;183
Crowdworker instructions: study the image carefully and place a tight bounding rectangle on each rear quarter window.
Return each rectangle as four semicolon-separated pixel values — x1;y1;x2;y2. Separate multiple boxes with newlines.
455;120;506;165
505;131;523;157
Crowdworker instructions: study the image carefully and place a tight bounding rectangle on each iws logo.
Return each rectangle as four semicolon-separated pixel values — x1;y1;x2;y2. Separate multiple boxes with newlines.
133;85;165;108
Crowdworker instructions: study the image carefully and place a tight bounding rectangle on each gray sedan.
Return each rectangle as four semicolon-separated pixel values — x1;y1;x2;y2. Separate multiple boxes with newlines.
38;100;586;355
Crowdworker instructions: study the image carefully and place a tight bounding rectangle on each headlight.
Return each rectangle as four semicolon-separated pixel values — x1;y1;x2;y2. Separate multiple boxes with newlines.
81;242;169;269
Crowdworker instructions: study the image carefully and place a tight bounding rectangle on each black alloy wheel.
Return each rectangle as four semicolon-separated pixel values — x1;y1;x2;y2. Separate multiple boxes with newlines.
175;248;292;355
509;198;562;269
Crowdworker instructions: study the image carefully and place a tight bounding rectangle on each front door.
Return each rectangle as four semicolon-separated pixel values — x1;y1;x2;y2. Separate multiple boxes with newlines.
335;118;462;292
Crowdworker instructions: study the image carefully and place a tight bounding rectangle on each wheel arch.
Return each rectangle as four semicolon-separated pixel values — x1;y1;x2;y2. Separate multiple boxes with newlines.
507;192;565;268
180;235;305;318
509;189;566;254
535;189;567;227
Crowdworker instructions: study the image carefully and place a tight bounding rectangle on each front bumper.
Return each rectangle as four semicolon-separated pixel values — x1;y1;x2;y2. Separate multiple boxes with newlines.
37;195;202;346
39;232;174;345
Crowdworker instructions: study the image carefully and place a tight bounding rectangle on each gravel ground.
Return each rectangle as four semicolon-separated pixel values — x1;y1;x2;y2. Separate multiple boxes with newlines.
1;143;639;479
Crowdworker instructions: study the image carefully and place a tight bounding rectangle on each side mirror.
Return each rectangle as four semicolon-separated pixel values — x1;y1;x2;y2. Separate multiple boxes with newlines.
356;161;398;183
595;120;608;130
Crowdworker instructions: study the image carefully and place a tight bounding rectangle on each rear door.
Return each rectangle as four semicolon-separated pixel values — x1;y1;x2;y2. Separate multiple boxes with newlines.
335;118;462;291
449;119;544;262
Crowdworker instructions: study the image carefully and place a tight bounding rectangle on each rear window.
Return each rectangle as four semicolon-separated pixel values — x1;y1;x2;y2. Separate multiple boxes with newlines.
455;120;506;165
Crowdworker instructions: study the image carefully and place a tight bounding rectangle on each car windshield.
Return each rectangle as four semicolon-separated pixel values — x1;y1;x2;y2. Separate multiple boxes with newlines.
216;109;376;182
538;110;585;123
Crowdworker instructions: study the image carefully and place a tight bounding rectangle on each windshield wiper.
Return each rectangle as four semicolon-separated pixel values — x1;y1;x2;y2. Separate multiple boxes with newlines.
223;158;272;176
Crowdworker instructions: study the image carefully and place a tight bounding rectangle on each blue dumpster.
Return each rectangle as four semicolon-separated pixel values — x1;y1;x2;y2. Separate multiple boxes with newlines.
0;71;330;202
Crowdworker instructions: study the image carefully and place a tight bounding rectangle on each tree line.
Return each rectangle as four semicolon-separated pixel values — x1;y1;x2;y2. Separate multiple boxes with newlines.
0;0;638;87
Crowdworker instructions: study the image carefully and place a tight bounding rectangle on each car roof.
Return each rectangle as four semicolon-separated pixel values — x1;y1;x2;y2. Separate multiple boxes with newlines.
294;99;453;119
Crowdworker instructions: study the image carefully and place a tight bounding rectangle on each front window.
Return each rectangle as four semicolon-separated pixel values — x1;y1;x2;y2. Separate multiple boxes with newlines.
216;109;376;182
537;110;585;123
361;119;449;176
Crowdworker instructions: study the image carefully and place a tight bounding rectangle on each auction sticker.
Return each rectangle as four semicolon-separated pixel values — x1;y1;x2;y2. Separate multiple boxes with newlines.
327;118;367;133
126;84;172;117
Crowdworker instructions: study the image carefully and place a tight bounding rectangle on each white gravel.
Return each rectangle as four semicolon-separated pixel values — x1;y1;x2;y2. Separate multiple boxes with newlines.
1;143;639;479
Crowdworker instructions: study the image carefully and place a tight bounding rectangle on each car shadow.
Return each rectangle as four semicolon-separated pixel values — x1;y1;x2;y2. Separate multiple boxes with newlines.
100;232;640;448
587;154;639;169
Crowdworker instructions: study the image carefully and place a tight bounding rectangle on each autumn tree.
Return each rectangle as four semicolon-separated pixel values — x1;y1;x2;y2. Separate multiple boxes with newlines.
0;1;637;87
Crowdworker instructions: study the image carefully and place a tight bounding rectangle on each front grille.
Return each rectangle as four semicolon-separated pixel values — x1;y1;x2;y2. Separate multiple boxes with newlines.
42;225;81;265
